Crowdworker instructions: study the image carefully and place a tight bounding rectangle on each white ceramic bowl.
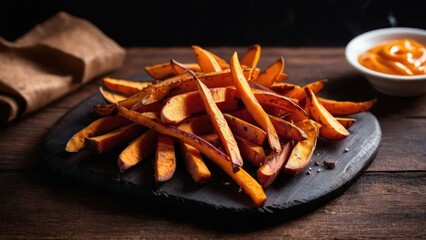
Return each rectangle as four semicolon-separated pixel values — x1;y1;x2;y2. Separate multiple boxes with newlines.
345;27;426;97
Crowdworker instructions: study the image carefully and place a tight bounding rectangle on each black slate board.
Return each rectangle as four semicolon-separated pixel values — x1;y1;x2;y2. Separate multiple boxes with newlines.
43;93;381;222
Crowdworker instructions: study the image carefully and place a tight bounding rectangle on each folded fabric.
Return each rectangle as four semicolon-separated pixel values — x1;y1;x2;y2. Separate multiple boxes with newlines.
0;11;125;122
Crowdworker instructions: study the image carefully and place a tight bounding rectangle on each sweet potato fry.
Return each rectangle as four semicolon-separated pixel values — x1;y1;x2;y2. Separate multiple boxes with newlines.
234;86;306;121
95;99;163;117
65;115;129;152
154;134;176;183
210;52;230;70
304;79;327;94
145;62;201;80
261;104;292;118
86;123;147;154
178;141;211;184
275;72;289;82
169;60;202;76
240;44;261;68
200;133;223;148
268;115;307;141
305;88;350;141
270;82;297;95
118;107;266;207
283;119;320;175
99;87;127;104
257;141;292;188
178;115;214;135
230;52;281;152
161;88;238;124
275;79;327;100
102;77;152;96
223;113;267;146
96;73;202;116
118;129;158;173
201;133;266;168
229;109;307;141
92;103;118;116
187;46;229;69
195;77;243;170
94;82;158;116
335;117;357;129
252;57;285;87
235;136;266;167
192;45;222;73
142;68;256;105
248;88;308;121
317;97;377;116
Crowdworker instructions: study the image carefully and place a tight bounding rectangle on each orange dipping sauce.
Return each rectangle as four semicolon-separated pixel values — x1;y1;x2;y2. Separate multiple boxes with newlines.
358;39;426;76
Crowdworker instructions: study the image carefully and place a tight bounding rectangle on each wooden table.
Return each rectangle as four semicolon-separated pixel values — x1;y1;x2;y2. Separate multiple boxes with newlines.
1;47;425;239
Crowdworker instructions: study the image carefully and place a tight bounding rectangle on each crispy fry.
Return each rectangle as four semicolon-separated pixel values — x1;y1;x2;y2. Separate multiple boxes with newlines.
252;57;285;87
268;114;307;141
275;72;289;82
195;77;243;170
145;62;201;80
93;103;118;116
335;117;357;129
248;88;308;121
210;52;230;70
201;133;266;167
230;52;281;152
270;82;297;95
65;115;129;152
170;59;201;75
142;68;256;105
99;87;127;104
118;129;158;173
305;88;350;141
276;79;327;100
178;141;212;184
223;113;267;146
178;115;214;135
318;97;377;116
85;123;147;154
235;136;266;167
229;108;306;141
283;119;320;175
189;46;229;69
304;79;327;94
200;133;223;148
102;77;152;96
192;45;222;73
154;134;176;182
118;107;266;207
161;88;238;124
240;44;261;68
257;141;292;187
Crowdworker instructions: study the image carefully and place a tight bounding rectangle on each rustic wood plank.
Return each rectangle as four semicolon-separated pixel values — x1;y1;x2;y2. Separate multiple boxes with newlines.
0;171;424;239
367;118;426;171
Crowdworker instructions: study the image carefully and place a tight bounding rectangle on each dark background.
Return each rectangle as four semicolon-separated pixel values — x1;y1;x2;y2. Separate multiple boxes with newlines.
0;0;425;47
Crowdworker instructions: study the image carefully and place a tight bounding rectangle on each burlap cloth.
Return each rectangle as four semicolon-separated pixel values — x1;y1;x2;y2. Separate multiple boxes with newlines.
0;11;125;122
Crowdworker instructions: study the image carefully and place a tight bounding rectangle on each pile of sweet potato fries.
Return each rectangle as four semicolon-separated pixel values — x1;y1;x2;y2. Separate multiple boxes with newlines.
65;45;376;207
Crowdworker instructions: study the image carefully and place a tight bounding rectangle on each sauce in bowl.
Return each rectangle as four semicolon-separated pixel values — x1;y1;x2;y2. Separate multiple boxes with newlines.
358;39;426;76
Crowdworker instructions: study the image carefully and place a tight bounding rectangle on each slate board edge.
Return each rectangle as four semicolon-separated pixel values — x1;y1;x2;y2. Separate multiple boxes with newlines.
42;93;381;223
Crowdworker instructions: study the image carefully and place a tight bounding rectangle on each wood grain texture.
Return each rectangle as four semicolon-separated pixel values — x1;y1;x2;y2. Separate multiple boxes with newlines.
0;171;424;239
1;47;425;239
